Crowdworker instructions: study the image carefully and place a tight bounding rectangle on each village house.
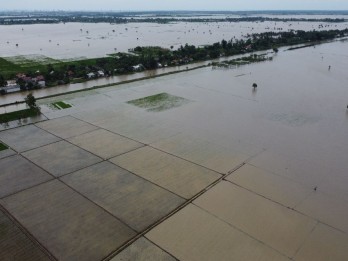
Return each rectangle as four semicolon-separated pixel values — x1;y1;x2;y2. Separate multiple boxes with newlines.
15;73;46;89
0;80;20;94
132;64;145;72
86;72;96;79
97;70;105;77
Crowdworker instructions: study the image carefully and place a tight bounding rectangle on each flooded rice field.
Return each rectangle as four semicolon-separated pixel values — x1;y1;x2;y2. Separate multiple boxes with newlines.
0;19;347;59
1;27;348;260
0;60;209;108
34;38;348;199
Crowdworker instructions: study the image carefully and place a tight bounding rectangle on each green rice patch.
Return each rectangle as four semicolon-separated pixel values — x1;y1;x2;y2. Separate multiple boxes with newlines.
0;108;40;124
52;101;72;110
127;93;190;112
0;57;22;76
0;142;8;151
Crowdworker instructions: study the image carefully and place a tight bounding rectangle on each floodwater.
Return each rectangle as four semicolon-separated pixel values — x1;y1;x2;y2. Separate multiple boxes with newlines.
0;49;274;108
35;38;348;200
1;28;348;261
0;60;210;109
0;19;347;59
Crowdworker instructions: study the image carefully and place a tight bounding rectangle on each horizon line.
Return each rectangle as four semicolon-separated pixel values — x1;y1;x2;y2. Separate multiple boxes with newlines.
1;9;348;12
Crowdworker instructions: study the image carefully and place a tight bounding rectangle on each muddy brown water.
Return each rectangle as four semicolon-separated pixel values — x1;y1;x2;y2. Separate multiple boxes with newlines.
0;19;347;59
34;38;347;201
28;39;348;195
1;34;348;191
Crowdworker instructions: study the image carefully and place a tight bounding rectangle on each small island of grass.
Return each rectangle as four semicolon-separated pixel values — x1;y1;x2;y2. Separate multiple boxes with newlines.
0;108;40;124
128;92;190;111
212;54;272;68
0;142;8;151
52;101;72;110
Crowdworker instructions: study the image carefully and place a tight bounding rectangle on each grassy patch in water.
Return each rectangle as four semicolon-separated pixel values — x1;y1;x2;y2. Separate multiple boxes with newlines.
4;55;61;67
212;54;273;68
0;55;94;79
0;142;8;151
0;55;58;79
0;57;23;78
0;108;40;124
52;101;72;109
127;93;190;112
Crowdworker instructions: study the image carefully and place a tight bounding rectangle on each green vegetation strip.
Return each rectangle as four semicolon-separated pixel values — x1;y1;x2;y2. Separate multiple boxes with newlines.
0;12;346;25
0;108;40;123
0;142;8;151
128;92;190;112
212;54;272;68
52;101;72;109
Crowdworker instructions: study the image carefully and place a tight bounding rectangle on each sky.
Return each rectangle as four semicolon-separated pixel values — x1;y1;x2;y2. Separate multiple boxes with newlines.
1;0;348;11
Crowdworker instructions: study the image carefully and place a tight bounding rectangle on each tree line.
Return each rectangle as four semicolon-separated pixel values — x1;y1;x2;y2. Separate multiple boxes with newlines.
0;16;346;25
1;28;347;92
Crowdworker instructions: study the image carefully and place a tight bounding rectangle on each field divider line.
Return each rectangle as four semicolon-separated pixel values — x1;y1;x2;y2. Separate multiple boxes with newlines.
103;161;245;260
0;203;58;261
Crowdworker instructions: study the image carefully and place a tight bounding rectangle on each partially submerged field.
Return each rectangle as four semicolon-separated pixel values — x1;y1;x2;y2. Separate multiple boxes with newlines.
1;40;348;260
0;54;98;79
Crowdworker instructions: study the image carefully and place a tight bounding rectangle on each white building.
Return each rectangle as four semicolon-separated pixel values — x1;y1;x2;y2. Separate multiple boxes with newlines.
86;72;95;79
132;64;145;72
37;81;46;88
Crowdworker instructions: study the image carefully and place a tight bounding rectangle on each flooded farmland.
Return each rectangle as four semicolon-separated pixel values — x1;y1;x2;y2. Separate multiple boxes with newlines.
0;19;348;59
32;38;348;199
1;13;348;261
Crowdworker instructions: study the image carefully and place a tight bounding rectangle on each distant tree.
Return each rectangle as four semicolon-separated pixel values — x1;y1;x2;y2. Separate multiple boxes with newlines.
25;93;40;113
0;74;6;87
46;64;54;73
221;39;227;49
134;46;143;52
27;81;34;90
25;93;36;108
17;78;27;91
63;77;70;84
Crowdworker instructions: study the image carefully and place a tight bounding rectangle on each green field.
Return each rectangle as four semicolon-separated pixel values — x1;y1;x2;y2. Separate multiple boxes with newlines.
52;101;72;109
0;56;57;79
128;93;190;112
0;55;99;79
0;108;40;123
0;142;8;151
0;58;23;78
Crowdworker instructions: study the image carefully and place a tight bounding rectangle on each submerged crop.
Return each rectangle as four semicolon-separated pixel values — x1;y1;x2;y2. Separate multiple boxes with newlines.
127;93;190;112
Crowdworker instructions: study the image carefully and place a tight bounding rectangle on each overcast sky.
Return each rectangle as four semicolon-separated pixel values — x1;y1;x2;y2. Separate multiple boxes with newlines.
1;0;348;11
